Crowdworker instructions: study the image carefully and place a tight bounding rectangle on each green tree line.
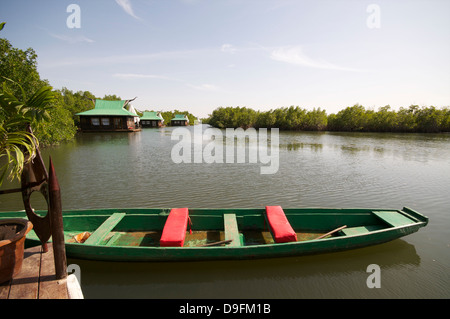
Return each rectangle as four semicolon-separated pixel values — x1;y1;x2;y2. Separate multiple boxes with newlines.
205;104;450;133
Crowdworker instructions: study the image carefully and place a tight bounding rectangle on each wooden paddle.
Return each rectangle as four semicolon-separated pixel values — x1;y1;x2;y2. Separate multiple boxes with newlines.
200;239;233;247
316;225;347;239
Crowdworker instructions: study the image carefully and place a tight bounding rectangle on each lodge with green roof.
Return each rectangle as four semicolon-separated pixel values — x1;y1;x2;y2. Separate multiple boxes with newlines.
140;111;164;128
171;114;189;126
76;99;141;132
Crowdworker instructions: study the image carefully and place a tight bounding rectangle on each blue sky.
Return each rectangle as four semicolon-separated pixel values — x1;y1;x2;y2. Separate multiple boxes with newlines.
1;0;449;118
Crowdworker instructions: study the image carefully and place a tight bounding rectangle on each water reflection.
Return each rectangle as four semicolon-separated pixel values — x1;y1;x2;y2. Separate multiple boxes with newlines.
339;144;370;153
279;142;323;152
69;240;420;299
75;132;139;145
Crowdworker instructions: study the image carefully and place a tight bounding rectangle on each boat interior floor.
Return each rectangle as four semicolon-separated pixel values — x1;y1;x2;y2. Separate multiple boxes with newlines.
67;230;335;247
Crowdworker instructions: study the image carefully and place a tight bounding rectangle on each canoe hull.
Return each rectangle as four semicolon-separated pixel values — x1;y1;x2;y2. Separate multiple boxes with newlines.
0;207;428;262
62;223;423;262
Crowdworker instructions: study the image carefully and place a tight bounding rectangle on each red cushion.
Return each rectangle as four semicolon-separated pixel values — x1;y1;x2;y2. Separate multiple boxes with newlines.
265;206;297;243
160;208;189;247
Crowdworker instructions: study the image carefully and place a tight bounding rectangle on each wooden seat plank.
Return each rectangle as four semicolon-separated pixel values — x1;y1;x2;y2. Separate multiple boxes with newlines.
341;225;384;236
84;213;126;245
224;214;242;247
373;211;415;227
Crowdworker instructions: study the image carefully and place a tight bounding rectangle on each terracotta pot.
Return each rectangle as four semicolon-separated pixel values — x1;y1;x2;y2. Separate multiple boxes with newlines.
0;219;33;284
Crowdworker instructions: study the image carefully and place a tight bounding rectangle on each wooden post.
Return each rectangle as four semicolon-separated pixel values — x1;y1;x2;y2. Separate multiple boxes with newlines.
48;157;67;280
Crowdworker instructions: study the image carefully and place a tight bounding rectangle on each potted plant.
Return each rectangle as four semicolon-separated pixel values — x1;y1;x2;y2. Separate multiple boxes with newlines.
0;218;33;284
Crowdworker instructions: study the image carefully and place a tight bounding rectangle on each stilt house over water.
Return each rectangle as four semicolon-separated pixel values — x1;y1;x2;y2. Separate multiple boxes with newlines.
76;99;141;132
171;114;189;126
140;111;164;128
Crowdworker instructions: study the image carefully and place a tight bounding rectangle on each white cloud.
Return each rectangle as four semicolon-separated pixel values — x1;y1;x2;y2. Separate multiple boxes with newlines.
49;33;94;44
113;73;178;81
221;44;237;54
42;49;204;68
187;83;219;91
270;46;361;72
115;0;141;20
113;74;221;93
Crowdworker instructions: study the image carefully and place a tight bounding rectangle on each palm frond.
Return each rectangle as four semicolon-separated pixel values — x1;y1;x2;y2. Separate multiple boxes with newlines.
0;126;37;187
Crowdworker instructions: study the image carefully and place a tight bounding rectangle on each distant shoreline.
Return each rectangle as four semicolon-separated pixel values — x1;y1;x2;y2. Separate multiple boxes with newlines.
204;105;450;134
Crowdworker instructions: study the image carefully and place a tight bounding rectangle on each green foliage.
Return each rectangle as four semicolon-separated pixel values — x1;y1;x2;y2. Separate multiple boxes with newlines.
208;106;257;129
1;82;53;125
304;108;328;131
206;104;450;133
328;104;450;133
441;107;450;132
102;94;122;101
0;35;75;146
57;87;96;127
208;106;328;131
415;106;444;133
0;38;49;101
0;79;57;186
32;91;77;145
58;88;94;114
366;105;397;132
0;125;36;187
328;104;367;131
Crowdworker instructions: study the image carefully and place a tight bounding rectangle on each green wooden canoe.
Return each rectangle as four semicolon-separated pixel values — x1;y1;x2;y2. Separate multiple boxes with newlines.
0;206;428;262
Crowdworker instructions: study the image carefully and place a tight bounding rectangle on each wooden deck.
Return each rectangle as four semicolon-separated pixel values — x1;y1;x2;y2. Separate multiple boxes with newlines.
0;243;83;299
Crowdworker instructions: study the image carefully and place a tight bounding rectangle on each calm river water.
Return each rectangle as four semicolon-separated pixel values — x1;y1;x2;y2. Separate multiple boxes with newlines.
1;125;449;298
